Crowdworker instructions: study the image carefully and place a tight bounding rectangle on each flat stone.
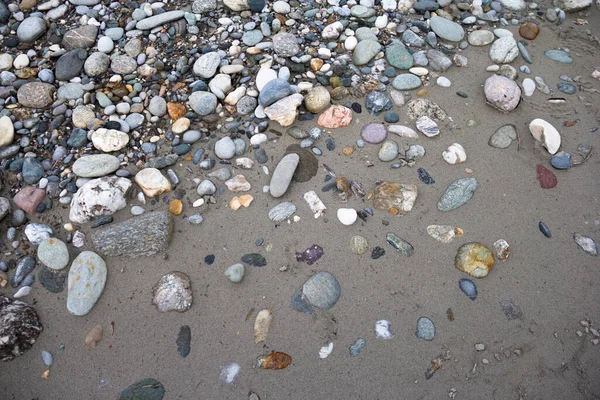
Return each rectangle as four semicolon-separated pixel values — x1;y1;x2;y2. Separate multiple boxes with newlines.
317;105;352;128
386;45;414;69
135;168;171;198
62;25;98;50
270;153;299;197
37;238;69;270
17;82;55;108
361;123;387;144
301;272;341;310
92;211;173;257
12;186;45;214
67;251;107;316
152;272;192;312
468;30;495;46
16;16;47;42
118;378;165;400
489;124;517;148
353;40;381;65
268;202;296;222
136;10;185;30
490;36;519;64
264;94;303;127
429;15;464;42
72;154;120;177
392;74;421;90
438;177;478;211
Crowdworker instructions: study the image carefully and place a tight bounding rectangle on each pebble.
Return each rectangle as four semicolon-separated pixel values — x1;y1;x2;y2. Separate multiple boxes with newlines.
438;178;478;212
416;317;435;341
67;251;107;316
270;153;299;198
37;238;69;270
455;243;494;278
225;264;245;283
386;233;414;256
337;208;358;226
459;278;478;300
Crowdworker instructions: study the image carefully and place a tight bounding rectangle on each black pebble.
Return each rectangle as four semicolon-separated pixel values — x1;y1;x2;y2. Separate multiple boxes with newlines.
204;254;215;265
371;247;385;259
417;168;435;185
351;103;362;113
538;221;551;238
176;325;191;358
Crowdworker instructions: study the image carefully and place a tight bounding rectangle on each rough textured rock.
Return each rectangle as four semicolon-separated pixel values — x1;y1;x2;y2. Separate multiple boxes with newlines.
264;94;303;127
92;211;173;257
152;272;193;312
69;176;131;223
17;82;55;108
0;296;43;361
484;75;521;112
438;178;478;212
317;105;353;128
373;182;418;215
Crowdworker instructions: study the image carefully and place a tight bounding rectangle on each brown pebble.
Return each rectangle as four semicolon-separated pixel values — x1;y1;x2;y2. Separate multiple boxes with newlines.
417;89;428;97
167;102;186;120
519;22;539;40
464;168;473;174
447;308;455;321
168;199;183;215
342;146;354;156
85;325;104;348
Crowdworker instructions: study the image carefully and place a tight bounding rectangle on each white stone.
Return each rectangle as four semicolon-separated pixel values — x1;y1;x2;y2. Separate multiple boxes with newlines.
214;136;236;159
375;15;388;29
91;128;129;152
235;157;254;169
499;0;525;10
0;53;13;71
523;78;535;96
436;77;451;87
13;54;29;69
134;168;172;197
322;21;344;40
337;208;357;226
388;125;418;138
256;68;278;91
0;116;15;147
209;74;232;99
303;191;326;218
442;143;467;164
493;28;513;38
344;36;358;51
69;176;131;223
224;86;246;105
250;133;267;146
97;36;114;53
272;0;291;13
382;0;397;10
409;67;429;76
529;118;561;155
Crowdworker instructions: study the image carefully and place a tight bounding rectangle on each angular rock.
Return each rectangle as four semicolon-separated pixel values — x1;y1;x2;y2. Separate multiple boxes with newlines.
12;186;45;214
135;168;171;198
317;105;353;129
373;182;418;215
264;94;303;127
69;176;131;223
24;224;52;246
67;251;107;316
92;211;173;257
0;296;43;361
91;128;129;152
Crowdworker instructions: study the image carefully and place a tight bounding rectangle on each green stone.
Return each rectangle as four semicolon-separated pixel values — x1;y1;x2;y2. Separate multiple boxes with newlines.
118;378;165;400
386;45;414;69
350;235;369;255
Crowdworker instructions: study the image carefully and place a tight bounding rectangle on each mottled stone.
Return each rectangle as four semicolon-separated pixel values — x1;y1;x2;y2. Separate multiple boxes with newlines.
152;272;193;312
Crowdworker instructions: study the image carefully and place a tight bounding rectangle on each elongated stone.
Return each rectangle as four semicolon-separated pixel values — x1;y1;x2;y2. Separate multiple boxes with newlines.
270;153;299;197
91;211;173;257
67;251;107;316
386;233;414;256
438;178;478;211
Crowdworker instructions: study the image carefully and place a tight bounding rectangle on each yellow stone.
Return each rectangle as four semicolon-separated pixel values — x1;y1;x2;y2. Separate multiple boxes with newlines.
455;243;495;278
168;199;182;215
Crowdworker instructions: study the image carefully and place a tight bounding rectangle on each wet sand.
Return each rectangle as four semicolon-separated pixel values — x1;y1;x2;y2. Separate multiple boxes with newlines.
3;8;600;400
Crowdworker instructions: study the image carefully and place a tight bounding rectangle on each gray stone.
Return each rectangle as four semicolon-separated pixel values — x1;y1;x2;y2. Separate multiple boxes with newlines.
37;238;69;270
55;49;87;81
268;202;296;222
365;91;392;115
22;157;43;184
196;180;216;196
490;36;519;64
0;197;10;221
135;10;185;30
468;30;495;46
429;15;464;42
242;30;263;46
24;223;52;245
215;137;236;159
104;27;124;40
152;271;192;312
69;176;131;223
489;124;517;148
72;154;120;177
438;177;478;212
545;50;573;63
16;17;47;43
193;52;221;78
67;251;107;316
258;78;293;107
17;82;55;109
353;40;382;66
207;167;231;181
378;140;399;161
148;96;167;116
12;256;37;288
189;91;217;116
386;45;414;69
237;96;257;115
270;153;299;197
392;74;421;90
416;317;435;340
350;5;376;17
62;25;98;50
427;50;452;72
92;211;173;257
110;55;137;74
57;83;84;100
302;272;341;310
193;0;217;12
355;27;377;42
272;32;300;57
402;30;425;47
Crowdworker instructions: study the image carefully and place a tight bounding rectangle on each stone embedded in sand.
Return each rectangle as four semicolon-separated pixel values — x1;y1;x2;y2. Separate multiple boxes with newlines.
176;325;191;358
529;118;561;154
573;233;598;256
438;178;478;212
375;320;393;339
257;351;292;370
230;194;254;210
254;309;272;344
225;263;245;283
519;22;539;40
264;94;303;127
416;116;440;137
118;378;166;400
168;199;182;216
500;299;522;320
373;182;418;215
484;75;521;112
225;175;251;192
416;317;435;341
459;278;478;300
69;176;131;223
489;124;517;149
350;236;369;255
317;105;353;129
85;324;103;348
442;143;467;164
303;191;326;218
92;211;173;257
135;168;171;198
455;243;495;278
536;165;557;189
386;233;414;256
67;251;107;316
270;153;299;198
302;271;341;310
0;295;43;361
152;272;193;313
406;98;447;120
37;238;69;270
427;225;463;243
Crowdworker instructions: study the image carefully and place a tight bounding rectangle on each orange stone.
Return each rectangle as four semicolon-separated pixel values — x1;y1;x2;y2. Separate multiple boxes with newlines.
342;146;354;156
258;352;292;370
167;102;186;120
317;105;353;129
168;199;183;215
519;22;539;40
417;89;428;97
310;58;324;71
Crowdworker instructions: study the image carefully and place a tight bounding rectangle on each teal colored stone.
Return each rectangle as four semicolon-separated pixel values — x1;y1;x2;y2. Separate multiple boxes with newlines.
386;45;414;69
544;50;573;63
392;73;421;90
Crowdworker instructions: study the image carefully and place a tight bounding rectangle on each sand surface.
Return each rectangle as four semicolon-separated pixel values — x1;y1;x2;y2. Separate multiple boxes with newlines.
3;7;600;400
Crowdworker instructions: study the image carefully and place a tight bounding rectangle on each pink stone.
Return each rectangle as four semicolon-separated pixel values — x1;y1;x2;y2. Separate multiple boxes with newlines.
13;186;45;214
317;105;353;129
484;75;521;112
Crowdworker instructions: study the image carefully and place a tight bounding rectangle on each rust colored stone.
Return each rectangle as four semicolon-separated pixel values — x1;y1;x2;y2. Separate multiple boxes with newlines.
167;102;186;120
317;105;353;129
519;22;539;40
536;165;557;189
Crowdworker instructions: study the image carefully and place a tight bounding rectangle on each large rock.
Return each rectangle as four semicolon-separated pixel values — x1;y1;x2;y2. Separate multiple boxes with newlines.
67;251;107;316
0;296;43;361
258;78;293;107
317;105;353;128
17;82;55;108
429;15;464;42
69;176;132;223
134;168;171;198
272;32;300;57
55;49;88;81
438;178;478;211
62;25;98;50
92;211;173;257
301;272;341;310
189;91;217;116
270;153;299;197
353;40;382;65
152;272;193;312
16;16;46;42
554;0;592;11
484;75;521;112
264;94;303;127
304;86;331;113
373;182;418;215
37;238;69;270
72;154;120;177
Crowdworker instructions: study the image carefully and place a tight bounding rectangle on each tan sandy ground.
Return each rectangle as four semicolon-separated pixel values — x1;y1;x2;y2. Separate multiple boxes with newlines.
2;8;600;400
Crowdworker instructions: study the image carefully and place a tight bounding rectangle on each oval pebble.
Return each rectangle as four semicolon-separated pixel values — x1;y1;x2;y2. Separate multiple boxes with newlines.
41;350;53;366
459;278;478;300
416;317;435;341
538;221;551;238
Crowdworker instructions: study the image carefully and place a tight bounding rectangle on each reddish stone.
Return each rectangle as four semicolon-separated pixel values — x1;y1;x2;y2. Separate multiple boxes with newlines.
536;165;557;189
519;22;540;40
317;105;353;129
167;102;186;120
13;186;46;214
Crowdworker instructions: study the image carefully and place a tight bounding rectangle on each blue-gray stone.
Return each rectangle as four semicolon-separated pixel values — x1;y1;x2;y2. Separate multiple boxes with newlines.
258;78;293;107
22;157;44;184
57;83;84;100
302;272;341;310
365;91;392;115
349;338;366;357
384;112;399;123
402;30;425;47
242;30;263;46
557;83;576;94
11;256;36;288
189;91;218;116
392;73;421;90
352;40;382;66
55;49;88;81
416;317;435;340
268;202;296;222
459;278;477;300
386;45;414;69
438;177;478;212
517;42;532;64
429;15;464;42
551;152;571;169
17;17;47;42
183;130;201;144
545;50;573;63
